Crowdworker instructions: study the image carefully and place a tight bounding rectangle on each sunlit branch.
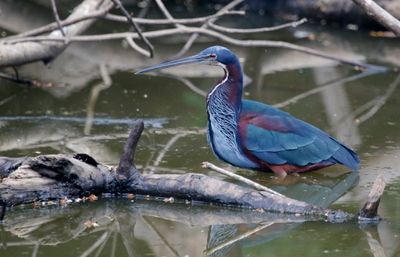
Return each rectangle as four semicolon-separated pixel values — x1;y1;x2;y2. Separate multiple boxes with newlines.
104;11;245;25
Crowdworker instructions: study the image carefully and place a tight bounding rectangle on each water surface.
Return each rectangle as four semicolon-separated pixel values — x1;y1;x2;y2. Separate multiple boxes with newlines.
1;2;400;257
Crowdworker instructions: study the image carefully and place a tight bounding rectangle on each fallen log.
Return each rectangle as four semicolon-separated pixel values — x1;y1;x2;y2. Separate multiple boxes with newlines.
0;121;384;223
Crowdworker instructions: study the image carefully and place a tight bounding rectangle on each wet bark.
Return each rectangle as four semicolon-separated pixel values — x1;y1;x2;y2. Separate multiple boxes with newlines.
0;121;383;222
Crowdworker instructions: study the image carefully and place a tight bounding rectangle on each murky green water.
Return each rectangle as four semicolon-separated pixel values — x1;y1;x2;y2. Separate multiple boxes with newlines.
1;2;400;257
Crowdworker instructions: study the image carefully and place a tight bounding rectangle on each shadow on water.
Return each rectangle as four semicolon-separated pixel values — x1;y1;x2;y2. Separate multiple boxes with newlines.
1;1;400;257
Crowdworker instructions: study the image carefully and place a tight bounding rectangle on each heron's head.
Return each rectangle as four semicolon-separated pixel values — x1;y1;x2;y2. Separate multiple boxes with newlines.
135;45;238;74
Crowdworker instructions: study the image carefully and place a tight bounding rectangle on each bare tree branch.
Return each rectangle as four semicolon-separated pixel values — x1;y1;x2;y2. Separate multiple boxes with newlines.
11;5;114;39
174;0;244;58
110;0;154;57
6;27;368;68
0;0;111;67
352;0;400;36
50;0;66;37
104;11;245;25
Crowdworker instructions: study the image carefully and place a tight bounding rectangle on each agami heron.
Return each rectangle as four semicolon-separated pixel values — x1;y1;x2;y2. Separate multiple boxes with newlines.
136;46;360;177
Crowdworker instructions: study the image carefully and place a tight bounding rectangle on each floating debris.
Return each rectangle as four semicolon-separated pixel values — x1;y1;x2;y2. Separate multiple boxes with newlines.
84;220;99;229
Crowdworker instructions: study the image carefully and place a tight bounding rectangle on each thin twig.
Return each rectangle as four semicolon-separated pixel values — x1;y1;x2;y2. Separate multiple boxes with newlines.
105;10;245;25
84;64;112;135
0;71;34;86
202;162;285;197
31;242;40;257
155;0;184;28
160;72;207;97
356;74;400;124
7;8;243;39
0;71;59;88
94;231;112;257
79;232;109;257
352;0;400;36
111;0;154;57
330;73;400;134
142;216;180;257
125;36;150;57
174;0;244;58
209;18;307;34
273;68;384;108
153;133;187;167
50;0;66;37
0;95;16;106
204;222;274;256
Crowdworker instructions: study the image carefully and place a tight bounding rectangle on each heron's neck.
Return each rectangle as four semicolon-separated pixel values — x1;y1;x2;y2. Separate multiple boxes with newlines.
205;61;247;165
206;62;243;118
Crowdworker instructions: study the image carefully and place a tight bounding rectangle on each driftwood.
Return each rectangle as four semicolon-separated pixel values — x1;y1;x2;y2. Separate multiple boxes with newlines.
0;121;385;223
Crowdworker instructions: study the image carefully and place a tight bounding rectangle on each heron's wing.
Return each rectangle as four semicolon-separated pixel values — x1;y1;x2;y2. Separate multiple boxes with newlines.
240;100;359;169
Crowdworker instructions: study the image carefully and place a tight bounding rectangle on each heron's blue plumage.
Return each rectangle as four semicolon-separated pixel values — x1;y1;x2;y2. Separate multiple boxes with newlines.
239;99;359;172
137;45;360;176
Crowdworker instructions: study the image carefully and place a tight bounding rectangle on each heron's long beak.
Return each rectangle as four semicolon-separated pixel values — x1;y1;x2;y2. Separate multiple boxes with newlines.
135;54;210;74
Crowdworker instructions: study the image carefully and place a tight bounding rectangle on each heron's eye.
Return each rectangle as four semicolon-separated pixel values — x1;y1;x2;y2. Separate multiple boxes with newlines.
209;53;217;58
